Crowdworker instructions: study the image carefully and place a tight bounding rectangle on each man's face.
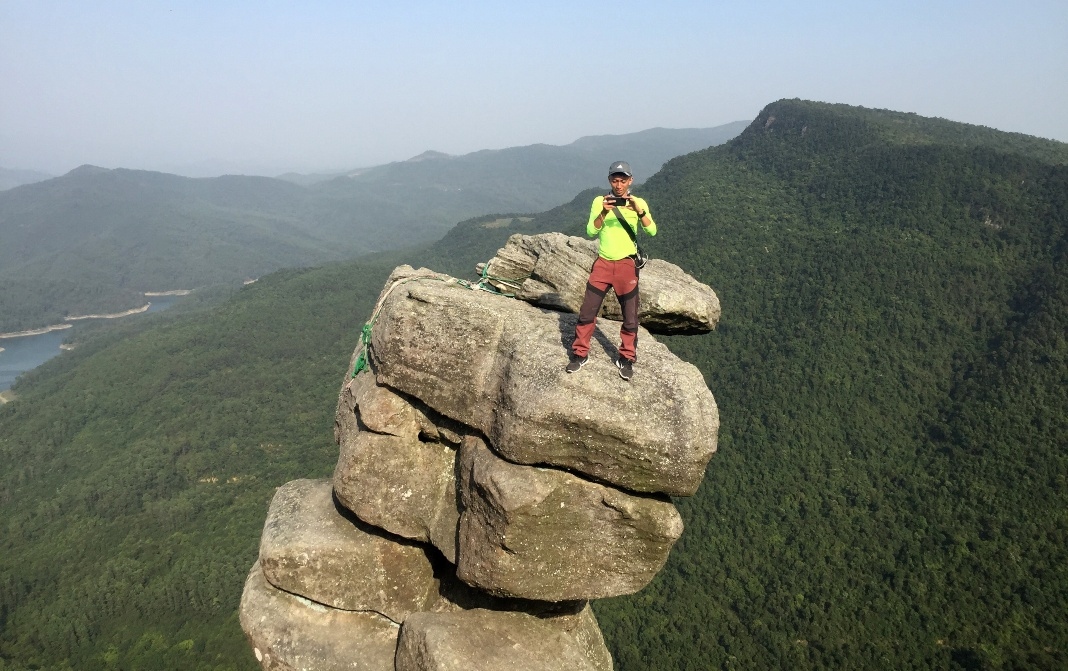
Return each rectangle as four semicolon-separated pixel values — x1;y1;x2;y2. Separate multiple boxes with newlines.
609;174;632;196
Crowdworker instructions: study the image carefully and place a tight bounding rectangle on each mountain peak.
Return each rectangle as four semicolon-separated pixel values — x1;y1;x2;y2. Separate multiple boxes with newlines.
66;164;111;177
405;150;451;162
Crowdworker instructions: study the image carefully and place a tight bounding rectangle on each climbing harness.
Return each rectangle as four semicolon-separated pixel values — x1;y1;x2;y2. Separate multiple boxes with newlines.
349;262;531;379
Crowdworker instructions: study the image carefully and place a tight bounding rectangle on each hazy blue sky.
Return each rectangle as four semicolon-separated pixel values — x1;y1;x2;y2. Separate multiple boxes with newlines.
2;1;1066;176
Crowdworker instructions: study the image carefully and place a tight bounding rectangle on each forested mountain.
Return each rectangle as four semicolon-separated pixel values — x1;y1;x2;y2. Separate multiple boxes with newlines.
0;123;745;333
0;99;1065;670
594;100;1068;669
0;167;345;333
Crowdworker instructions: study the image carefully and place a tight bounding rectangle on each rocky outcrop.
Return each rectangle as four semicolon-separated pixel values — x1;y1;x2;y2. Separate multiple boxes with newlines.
257;479;442;621
395;609;612;671
456;435;683;601
477;232;721;334
240;563;400;671
366;267;718;496
241;233;721;669
333;374;461;562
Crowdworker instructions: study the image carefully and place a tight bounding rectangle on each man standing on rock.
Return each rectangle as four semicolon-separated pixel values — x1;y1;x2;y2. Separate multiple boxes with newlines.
566;161;656;381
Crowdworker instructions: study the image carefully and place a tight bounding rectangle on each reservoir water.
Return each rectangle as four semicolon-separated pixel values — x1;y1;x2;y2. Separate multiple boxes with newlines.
0;295;183;393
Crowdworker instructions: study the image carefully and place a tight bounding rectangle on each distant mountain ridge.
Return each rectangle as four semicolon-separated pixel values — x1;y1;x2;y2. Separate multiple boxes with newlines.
276;124;749;187
0;122;747;331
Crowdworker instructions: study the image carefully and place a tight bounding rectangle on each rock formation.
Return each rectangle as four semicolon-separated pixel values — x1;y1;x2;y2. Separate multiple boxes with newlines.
475;232;720;335
240;233;721;670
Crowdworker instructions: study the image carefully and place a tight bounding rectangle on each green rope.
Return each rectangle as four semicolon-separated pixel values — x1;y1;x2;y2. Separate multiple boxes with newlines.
350;322;374;377
350;275;446;378
350;264;531;378
468;262;531;296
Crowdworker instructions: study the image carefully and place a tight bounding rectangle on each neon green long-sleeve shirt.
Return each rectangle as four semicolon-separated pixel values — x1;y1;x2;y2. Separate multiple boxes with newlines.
587;195;657;260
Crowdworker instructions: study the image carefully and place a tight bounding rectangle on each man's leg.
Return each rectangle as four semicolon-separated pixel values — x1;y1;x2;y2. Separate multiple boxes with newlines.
616;284;640;362
611;260;641;363
573;285;607;358
571;259;611;358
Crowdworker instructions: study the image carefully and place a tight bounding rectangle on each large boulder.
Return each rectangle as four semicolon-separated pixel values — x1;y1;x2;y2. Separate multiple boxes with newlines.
395;608;612;671
456;436;683;601
258;479;442;623
242;248;723;669
368;266;719;496
477;232;721;334
333;370;461;561
239;563;399;671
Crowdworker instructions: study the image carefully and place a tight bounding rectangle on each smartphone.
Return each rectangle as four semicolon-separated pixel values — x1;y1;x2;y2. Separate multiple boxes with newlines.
605;195;630;207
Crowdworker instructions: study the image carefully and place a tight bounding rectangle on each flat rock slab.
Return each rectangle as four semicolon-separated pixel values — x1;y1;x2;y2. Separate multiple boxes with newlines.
368;266;719;496
480;232;721;334
456;435;683;601
395;608;611;671
334;370;460;562
258;478;442;623
240;563;399;671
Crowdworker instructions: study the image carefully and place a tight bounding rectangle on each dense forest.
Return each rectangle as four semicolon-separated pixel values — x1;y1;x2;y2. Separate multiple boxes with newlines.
592;100;1068;669
0;99;1065;669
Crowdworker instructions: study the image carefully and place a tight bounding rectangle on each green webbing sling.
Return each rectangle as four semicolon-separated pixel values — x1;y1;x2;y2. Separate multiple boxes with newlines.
350;263;531;378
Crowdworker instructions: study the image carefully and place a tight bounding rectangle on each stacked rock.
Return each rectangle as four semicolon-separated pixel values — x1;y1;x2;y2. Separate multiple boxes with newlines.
240;233;721;670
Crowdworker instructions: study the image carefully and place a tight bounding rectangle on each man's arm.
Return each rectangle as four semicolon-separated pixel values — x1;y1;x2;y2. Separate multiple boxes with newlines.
587;196;610;236
631;196;657;236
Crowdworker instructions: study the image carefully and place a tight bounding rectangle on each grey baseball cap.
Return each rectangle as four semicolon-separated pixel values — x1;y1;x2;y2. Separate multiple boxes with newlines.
608;161;632;177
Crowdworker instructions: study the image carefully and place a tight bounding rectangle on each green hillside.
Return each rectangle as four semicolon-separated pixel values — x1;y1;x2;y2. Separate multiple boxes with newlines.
0;124;744;333
1;100;1066;669
591;99;1068;669
0;262;396;670
0;168;345;333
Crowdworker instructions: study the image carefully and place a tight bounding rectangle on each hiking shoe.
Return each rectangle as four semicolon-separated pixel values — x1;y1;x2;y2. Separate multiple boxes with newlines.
565;354;588;373
616;357;634;381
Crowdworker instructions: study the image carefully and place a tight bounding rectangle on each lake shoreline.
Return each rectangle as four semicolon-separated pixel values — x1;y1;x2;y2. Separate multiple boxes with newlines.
0;290;193;339
63;304;151;322
0;292;190;396
0;323;74;340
